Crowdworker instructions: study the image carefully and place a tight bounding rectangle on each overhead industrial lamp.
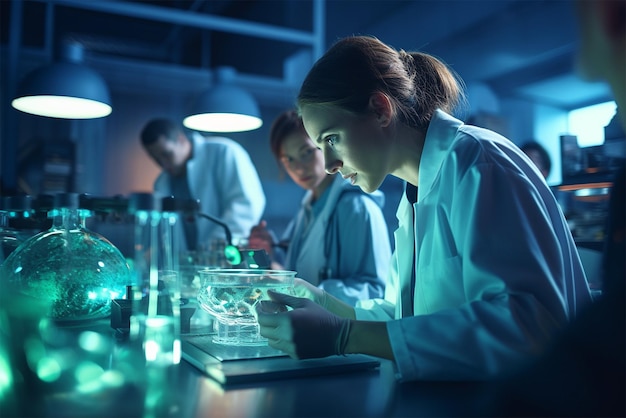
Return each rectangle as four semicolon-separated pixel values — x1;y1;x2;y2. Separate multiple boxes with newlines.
183;66;262;133
12;41;112;119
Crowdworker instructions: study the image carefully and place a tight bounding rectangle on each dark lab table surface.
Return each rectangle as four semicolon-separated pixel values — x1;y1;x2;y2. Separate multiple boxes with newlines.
36;353;490;418
14;321;492;418
173;358;491;418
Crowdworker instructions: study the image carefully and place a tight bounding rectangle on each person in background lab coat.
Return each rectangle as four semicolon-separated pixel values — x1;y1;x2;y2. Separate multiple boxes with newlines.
520;140;551;180
256;35;592;381
140;118;266;251
248;110;391;306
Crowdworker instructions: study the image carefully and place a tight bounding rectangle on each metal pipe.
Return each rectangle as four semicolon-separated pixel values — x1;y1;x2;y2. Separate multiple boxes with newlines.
313;0;325;60
44;1;54;59
42;0;317;46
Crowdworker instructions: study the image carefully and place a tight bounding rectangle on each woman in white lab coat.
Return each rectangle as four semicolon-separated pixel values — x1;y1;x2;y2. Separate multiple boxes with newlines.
249;110;391;306
256;36;593;381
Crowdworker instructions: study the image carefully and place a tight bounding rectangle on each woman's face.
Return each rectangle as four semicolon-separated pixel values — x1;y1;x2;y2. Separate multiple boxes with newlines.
301;104;390;193
279;130;328;191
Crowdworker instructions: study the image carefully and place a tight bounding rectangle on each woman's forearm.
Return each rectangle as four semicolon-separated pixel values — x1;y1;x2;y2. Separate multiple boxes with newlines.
322;290;357;319
345;320;395;361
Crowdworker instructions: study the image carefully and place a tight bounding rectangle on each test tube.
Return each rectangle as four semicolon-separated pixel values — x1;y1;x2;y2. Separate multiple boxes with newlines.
128;192;181;366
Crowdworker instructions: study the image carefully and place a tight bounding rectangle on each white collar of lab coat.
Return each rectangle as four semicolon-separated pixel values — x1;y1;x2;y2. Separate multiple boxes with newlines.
418;109;463;203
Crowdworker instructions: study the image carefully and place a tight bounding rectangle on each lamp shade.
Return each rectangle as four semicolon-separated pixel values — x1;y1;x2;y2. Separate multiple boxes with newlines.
183;67;262;133
12;43;112;119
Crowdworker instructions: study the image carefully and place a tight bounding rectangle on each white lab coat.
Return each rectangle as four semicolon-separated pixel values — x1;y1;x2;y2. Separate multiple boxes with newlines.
356;110;592;381
154;132;266;249
282;174;391;305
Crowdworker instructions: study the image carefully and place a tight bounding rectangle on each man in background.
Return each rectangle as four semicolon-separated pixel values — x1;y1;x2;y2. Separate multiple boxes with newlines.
140;118;266;251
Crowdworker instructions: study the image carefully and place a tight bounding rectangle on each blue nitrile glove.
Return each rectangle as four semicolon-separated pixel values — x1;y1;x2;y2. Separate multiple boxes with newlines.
293;278;325;304
256;290;351;360
293;277;356;319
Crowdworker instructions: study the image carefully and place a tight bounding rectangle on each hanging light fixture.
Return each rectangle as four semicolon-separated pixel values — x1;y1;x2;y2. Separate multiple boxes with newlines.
12;41;112;119
183;66;262;133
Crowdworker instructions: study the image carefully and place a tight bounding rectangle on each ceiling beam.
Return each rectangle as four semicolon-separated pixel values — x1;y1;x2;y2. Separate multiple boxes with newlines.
41;0;317;45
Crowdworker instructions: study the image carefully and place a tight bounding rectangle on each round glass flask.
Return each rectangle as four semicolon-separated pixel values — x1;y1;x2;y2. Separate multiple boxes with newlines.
1;193;131;323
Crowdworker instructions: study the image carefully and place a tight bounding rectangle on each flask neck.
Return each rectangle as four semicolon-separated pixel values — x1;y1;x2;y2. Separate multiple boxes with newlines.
50;208;89;230
0;212;8;228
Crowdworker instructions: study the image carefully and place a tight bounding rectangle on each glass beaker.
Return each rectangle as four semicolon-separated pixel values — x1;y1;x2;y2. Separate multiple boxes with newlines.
128;193;181;367
179;252;215;335
197;269;296;346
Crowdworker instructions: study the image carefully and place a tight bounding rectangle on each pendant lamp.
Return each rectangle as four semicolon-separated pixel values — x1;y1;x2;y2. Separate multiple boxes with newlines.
183;67;262;133
12;41;112;119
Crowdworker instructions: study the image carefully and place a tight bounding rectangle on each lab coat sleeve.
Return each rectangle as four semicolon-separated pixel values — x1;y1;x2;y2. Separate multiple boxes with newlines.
354;253;399;321
213;143;266;241
319;193;392;306
271;219;296;266
153;173;168;196
388;162;582;381
355;193;409;321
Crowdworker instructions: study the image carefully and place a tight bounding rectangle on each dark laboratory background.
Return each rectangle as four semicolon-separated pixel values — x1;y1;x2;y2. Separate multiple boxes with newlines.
1;0;624;283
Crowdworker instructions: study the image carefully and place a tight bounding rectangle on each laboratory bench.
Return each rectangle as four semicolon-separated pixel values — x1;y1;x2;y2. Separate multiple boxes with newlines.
170;356;490;418
11;303;619;418
37;354;491;418
8;318;494;418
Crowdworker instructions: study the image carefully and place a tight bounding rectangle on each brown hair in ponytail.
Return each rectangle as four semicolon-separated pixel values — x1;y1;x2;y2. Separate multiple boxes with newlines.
297;35;466;131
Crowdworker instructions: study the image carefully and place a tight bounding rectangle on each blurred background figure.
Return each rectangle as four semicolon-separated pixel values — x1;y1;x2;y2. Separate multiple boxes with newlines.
248;110;391;306
520;141;551;179
489;1;625;416
140;118;266;251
